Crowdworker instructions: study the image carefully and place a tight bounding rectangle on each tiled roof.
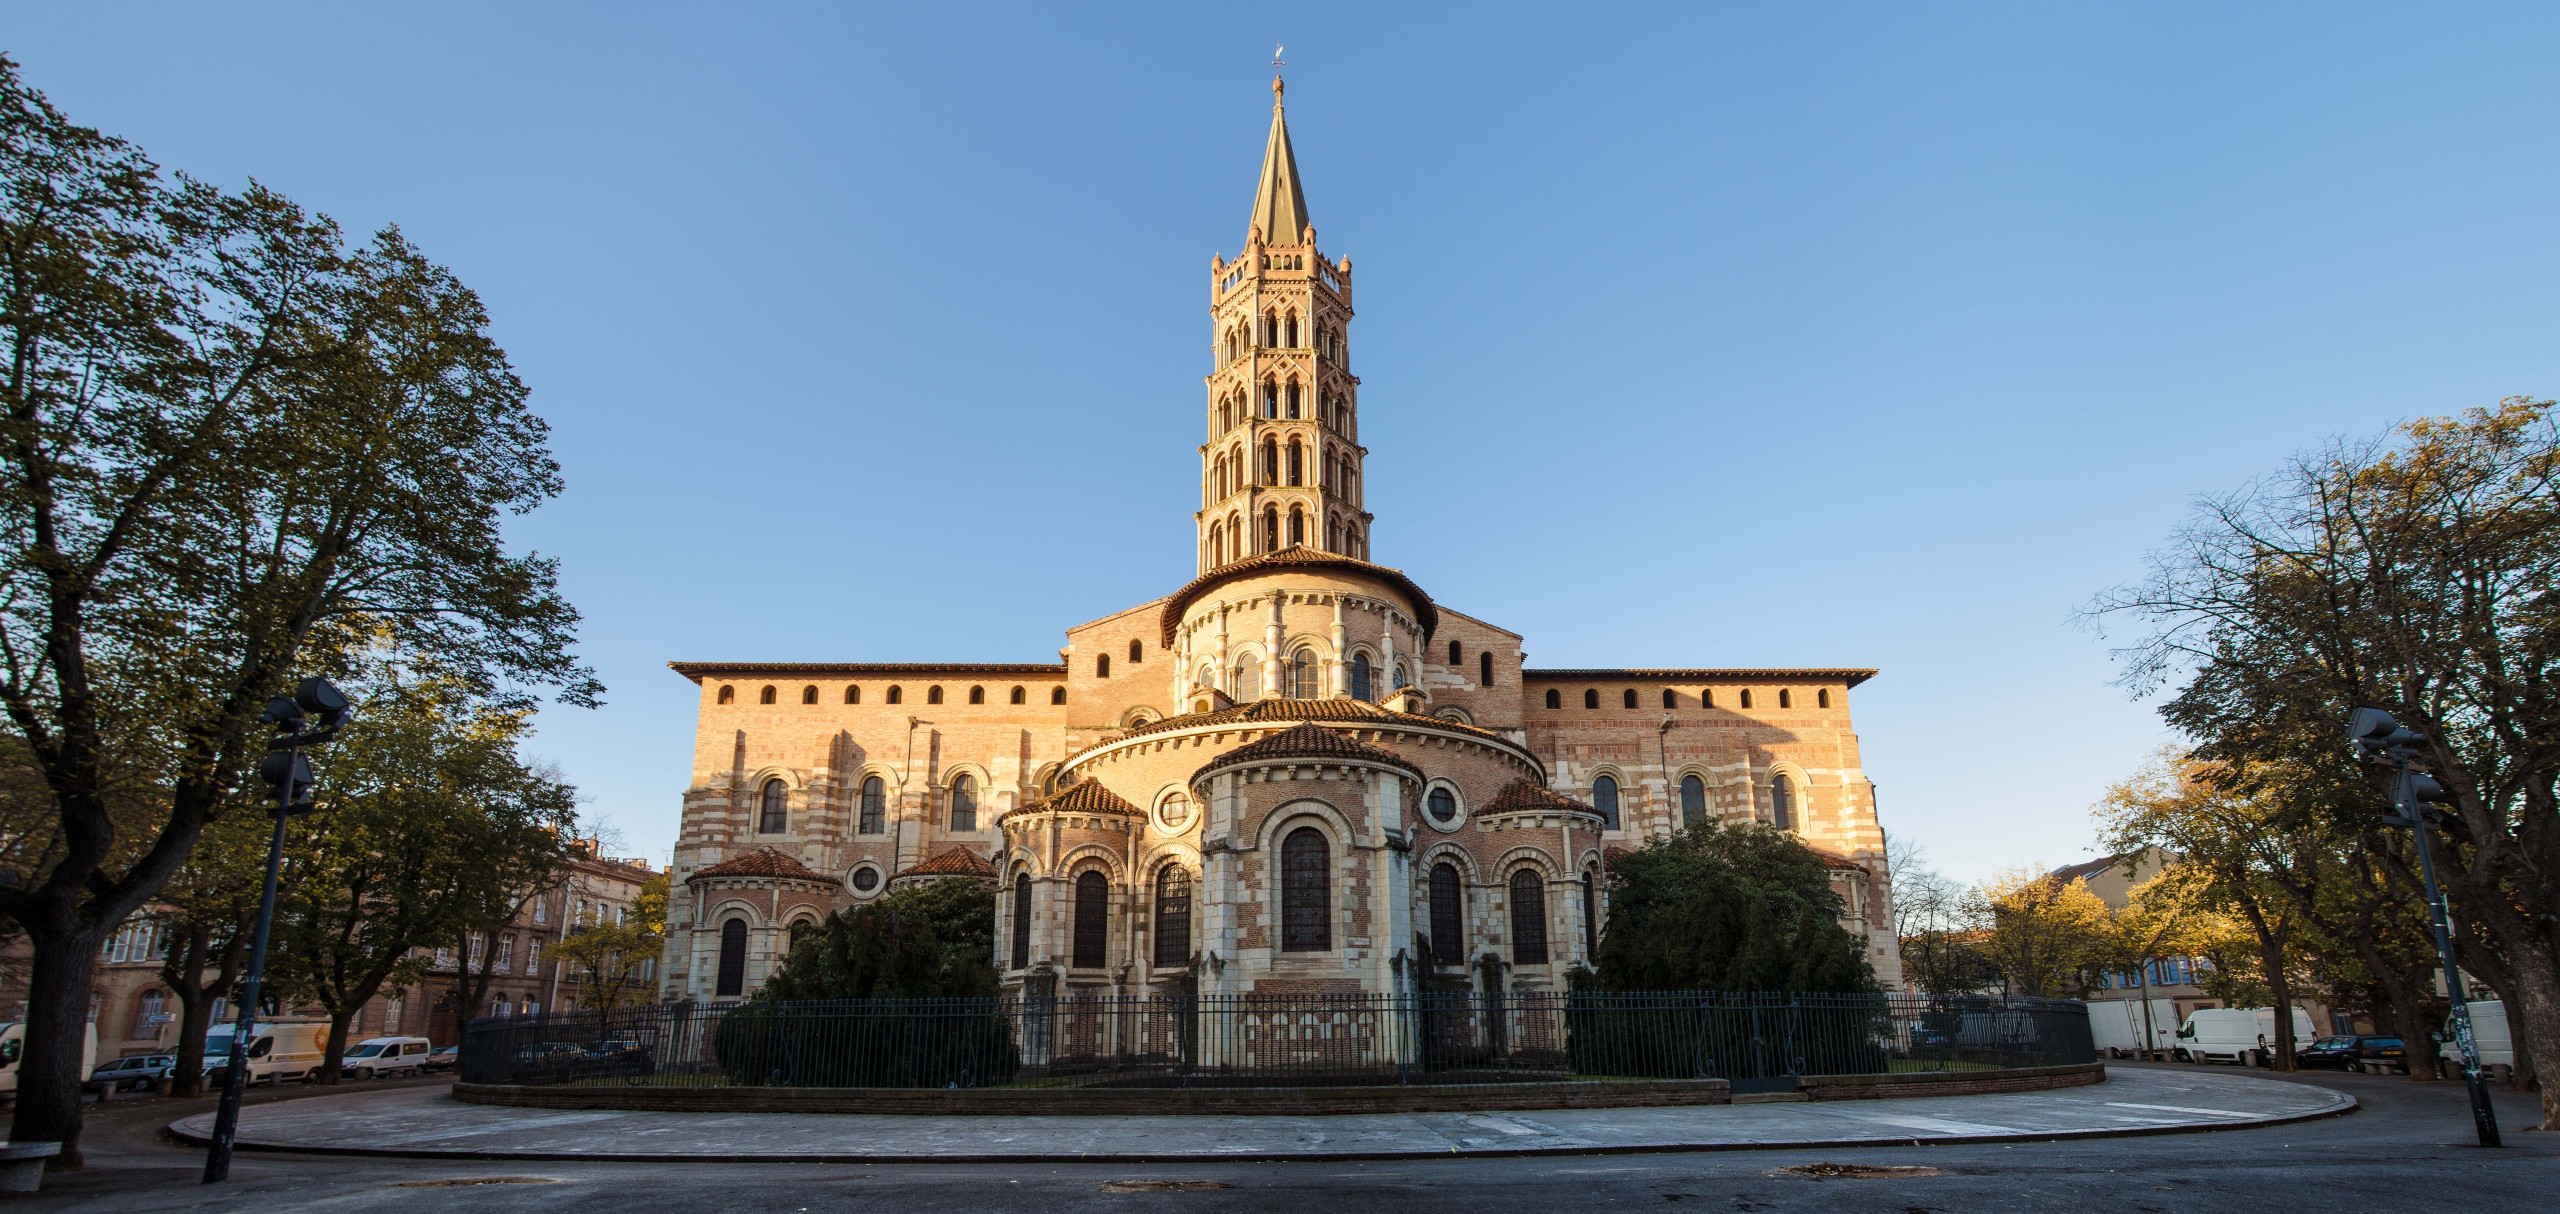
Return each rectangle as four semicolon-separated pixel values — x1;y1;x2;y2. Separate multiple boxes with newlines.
1522;668;1877;689
1481;779;1601;818
1192;723;1422;782
1019;778;1144;817
670;661;1065;682
1158;549;1437;647
2043;855;2118;885
1121;696;1504;744
1807;845;1873;872
896;847;997;880
687;847;837;885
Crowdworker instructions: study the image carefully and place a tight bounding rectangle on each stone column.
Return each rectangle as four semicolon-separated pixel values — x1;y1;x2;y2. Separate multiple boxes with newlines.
1328;596;1347;696
1262;592;1284;699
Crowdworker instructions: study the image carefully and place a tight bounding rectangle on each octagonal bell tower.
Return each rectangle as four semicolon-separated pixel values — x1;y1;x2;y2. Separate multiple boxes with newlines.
1197;76;1369;574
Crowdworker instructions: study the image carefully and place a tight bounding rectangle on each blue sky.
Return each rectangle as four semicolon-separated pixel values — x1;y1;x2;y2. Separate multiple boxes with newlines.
14;5;2559;883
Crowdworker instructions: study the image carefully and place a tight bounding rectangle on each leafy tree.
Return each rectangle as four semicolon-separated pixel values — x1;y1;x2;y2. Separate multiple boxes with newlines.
0;58;593;1157
1972;868;2108;998
1888;841;1998;995
266;662;578;1082
551;871;667;1012
1586;822;1877;994
2090;399;2560;1124
758;879;999;1002
148;808;278;1096
443;798;580;1025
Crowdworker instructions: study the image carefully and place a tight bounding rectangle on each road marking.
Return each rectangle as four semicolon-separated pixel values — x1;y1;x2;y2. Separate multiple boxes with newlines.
2104;1102;2256;1119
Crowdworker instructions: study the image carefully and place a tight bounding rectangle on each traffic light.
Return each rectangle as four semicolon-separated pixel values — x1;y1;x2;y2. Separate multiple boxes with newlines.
2347;706;2429;764
257;748;315;810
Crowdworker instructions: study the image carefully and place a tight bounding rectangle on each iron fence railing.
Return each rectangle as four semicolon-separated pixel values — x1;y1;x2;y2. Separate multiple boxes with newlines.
460;991;2093;1091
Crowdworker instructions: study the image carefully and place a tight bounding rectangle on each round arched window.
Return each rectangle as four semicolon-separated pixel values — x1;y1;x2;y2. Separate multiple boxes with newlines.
1592;774;1620;830
1771;774;1796;831
1426;786;1457;825
1679;774;1706;829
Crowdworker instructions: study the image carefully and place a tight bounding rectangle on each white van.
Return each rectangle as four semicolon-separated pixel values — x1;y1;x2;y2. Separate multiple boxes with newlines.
204;1021;330;1086
2438;1001;2513;1080
2088;998;2182;1058
2176;1006;2317;1064
339;1036;432;1080
0;1022;98;1100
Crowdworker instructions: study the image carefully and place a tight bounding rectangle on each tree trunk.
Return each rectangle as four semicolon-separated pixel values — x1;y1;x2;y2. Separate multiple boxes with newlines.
2257;927;2298;1070
2497;937;2560;1128
168;979;219;1099
7;926;100;1166
318;1007;354;1085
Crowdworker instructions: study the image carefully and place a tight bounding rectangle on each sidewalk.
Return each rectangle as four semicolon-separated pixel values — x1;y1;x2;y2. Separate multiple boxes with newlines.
166;1068;2354;1162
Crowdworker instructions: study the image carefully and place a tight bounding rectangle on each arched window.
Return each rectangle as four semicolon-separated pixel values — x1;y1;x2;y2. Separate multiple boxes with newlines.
759;685;776;705
1286;380;1302;418
1233;654;1263;701
1262;313;1278;347
1429;863;1464;966
757;779;788;834
1622;689;1637;709
1346;524;1362;559
1771;774;1796;831
801;685;817;705
1779;689;1792;709
1284;313;1298;347
859;776;886;834
1129;639;1144;664
1011;873;1033;968
1214;461;1229;500
887;685;903;705
1262;380;1278;419
715;919;748;997
1447;640;1461;665
927;685;944;705
1393;661;1410;691
1280;828;1330;951
1288;505;1306;547
788;919;811;952
1051;687;1067;705
1702;689;1716;708
1326;515;1341;551
1679;775;1706;829
1510;870;1548;965
1818;688;1831;708
1582;872;1600;957
1426;786;1456;824
1545;689;1561;709
1261;507;1279;553
845;685;860;704
1583;689;1599;709
1350;653;1373;701
1260;437;1278;484
1480;651;1494;686
1288;648;1319;699
1286;439;1303;485
718;685;735;705
1011;685;1027;704
968;685;985;704
1096;655;1110;679
1154;867;1192;967
949;774;978;832
1592;774;1620;830
1739;689;1753;709
1662;689;1677;709
1072;871;1109;968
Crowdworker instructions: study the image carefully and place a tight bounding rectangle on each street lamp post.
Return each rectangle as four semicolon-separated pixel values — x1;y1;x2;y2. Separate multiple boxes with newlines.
201;677;351;1184
2347;707;2502;1150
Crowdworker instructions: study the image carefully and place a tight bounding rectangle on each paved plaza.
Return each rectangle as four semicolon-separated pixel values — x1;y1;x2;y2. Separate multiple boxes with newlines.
165;1067;2350;1162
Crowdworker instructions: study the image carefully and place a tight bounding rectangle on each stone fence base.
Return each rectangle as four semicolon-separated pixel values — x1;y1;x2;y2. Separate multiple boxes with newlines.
455;1063;2103;1116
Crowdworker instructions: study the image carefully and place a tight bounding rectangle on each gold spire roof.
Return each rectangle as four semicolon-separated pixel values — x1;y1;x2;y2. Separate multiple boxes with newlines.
1248;76;1309;245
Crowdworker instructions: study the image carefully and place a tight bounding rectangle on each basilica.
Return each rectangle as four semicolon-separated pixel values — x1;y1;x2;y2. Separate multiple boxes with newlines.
660;79;1901;1004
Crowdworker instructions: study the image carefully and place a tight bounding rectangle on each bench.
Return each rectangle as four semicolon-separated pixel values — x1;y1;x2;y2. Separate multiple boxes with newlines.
0;1141;62;1193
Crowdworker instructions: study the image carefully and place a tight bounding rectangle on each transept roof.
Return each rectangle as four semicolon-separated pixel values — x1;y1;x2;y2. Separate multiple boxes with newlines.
1158;548;1437;647
1191;722;1422;782
687;847;836;884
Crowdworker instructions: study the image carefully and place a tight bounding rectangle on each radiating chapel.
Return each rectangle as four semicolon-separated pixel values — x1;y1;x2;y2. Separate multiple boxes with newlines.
660;79;1902;1004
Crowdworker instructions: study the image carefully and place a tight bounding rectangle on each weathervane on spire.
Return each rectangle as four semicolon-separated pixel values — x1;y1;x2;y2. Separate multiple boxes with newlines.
1272;44;1285;98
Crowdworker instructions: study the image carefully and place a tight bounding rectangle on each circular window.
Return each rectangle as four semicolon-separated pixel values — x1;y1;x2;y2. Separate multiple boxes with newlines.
849;866;881;893
1156;793;1195;833
1424;783;1461;828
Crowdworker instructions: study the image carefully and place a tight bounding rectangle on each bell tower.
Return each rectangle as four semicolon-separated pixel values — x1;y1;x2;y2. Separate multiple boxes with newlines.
1197;76;1367;574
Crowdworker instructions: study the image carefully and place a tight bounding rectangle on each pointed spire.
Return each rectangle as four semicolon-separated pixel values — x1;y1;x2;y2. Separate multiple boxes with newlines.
1249;75;1310;245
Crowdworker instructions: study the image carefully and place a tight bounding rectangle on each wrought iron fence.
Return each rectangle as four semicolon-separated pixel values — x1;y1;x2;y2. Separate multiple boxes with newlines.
460;991;2092;1091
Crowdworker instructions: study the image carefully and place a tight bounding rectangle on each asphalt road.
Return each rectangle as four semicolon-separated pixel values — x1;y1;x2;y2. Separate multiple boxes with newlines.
21;1062;2558;1213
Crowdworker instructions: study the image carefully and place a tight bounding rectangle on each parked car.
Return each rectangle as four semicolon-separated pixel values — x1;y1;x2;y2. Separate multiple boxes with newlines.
513;1042;587;1066
423;1045;460;1073
2297;1035;2388;1070
88;1054;175;1093
0;1021;97;1102
203;1021;330;1086
2174;1007;2317;1065
339;1036;433;1080
584;1039;653;1077
2348;1035;2408;1075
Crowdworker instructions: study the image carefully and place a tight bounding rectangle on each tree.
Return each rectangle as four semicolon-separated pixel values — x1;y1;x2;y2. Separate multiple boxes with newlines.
1586;822;1877;994
551;871;667;1013
1972;868;2108;998
757;879;999;1002
0;58;594;1157
266;664;578;1082
147;808;277;1097
443;789;580;1025
1889;840;1997;995
2090;398;2560;1125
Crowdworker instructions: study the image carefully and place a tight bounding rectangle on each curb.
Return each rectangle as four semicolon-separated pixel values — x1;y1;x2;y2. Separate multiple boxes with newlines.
163;1085;2359;1165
